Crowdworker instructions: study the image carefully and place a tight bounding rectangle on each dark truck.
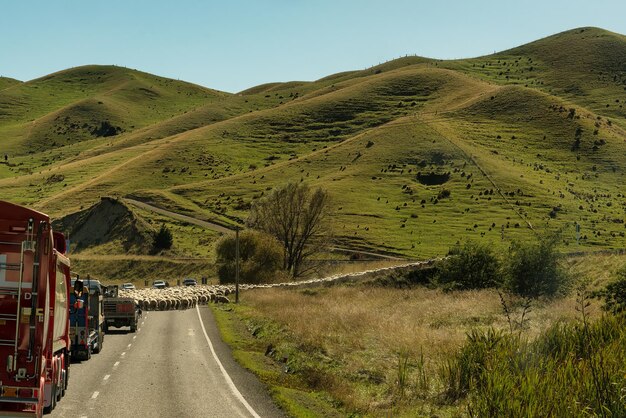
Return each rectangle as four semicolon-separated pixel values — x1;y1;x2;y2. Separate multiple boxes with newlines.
69;277;105;360
103;285;138;332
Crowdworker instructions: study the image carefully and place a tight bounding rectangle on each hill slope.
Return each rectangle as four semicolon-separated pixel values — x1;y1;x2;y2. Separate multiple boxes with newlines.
1;27;625;261
0;76;21;90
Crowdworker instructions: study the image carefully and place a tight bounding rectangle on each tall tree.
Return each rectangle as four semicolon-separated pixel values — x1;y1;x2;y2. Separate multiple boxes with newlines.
247;182;329;277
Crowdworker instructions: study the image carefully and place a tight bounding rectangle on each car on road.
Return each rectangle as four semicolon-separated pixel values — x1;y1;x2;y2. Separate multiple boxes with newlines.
152;280;167;289
183;278;197;286
121;282;136;290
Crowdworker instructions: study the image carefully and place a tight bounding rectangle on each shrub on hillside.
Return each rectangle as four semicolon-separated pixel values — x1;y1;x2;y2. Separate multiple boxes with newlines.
215;229;283;284
504;234;569;298
152;224;173;252
442;316;626;416
598;265;626;315
435;241;502;291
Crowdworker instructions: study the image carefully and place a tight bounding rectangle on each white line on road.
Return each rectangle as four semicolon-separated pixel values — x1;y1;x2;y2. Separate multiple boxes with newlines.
133;335;137;340
195;305;261;418
127;343;132;348
103;375;110;381
91;391;99;399
114;361;120;367
121;352;126;356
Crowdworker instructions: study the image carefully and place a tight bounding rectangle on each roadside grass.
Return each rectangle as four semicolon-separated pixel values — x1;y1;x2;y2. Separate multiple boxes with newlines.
208;253;626;416
212;281;595;416
211;304;348;417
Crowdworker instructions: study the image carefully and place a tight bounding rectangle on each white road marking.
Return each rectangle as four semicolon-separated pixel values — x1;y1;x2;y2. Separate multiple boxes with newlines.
103;375;110;381
195;305;261;418
127;343;132;348
91;391;99;399
114;361;120;367
133;336;137;340
121;352;126;356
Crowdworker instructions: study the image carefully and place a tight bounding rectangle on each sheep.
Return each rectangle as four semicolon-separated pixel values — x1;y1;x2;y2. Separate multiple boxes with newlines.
214;294;230;304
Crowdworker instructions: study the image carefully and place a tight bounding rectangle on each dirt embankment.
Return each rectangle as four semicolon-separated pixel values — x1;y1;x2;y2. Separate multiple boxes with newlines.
53;197;155;254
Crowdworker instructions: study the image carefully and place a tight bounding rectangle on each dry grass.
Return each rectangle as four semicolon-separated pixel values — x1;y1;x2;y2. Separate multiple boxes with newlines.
564;252;626;289
238;284;597;415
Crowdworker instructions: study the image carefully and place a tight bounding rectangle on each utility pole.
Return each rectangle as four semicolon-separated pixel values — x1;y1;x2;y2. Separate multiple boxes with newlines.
235;227;240;303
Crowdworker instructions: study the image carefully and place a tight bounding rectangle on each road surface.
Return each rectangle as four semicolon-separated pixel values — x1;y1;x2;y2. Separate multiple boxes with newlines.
50;305;286;418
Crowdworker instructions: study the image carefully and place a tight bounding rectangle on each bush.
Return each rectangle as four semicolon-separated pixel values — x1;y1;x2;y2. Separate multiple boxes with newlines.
504;234;569;298
444;316;626;416
436;241;502;290
215;229;283;284
599;265;626;315
152;224;173;251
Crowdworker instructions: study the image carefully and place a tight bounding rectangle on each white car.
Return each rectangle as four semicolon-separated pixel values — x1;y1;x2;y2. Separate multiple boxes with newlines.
152;280;166;289
121;283;136;290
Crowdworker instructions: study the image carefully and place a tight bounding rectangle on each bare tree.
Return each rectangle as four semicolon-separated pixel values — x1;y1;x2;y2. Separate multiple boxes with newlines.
247;182;329;277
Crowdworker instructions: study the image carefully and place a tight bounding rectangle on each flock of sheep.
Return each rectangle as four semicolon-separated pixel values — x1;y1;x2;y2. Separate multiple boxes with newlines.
121;260;436;311
121;284;237;311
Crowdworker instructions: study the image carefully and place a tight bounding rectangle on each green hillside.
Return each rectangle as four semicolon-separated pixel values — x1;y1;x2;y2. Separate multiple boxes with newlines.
0;27;625;262
0;76;22;90
443;27;626;128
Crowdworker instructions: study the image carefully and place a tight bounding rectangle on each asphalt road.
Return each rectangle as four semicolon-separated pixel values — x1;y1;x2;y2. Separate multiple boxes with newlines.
50;306;286;418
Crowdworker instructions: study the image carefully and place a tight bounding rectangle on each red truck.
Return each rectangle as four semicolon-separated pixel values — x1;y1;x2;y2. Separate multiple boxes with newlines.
0;201;71;417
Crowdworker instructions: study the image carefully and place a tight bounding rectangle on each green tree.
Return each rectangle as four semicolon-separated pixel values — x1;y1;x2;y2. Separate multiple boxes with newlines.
152;224;173;251
436;241;502;290
505;234;569;298
247;182;329;277
215;229;283;284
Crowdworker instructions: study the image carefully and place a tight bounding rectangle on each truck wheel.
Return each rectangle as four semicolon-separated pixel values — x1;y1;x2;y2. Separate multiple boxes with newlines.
60;370;66;398
43;383;56;413
64;362;70;390
56;380;62;402
93;333;101;354
130;324;136;333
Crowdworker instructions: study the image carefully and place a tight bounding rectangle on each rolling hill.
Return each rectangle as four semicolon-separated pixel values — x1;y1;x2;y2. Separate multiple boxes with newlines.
1;27;625;270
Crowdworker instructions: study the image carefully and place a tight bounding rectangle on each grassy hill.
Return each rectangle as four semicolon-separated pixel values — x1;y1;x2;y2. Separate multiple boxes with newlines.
0;76;21;90
0;27;625;269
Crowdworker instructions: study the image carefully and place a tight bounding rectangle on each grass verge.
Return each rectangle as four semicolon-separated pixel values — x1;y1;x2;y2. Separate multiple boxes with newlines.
210;303;347;417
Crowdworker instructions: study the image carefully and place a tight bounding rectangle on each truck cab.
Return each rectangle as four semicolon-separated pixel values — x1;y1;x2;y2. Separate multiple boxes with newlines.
103;285;138;333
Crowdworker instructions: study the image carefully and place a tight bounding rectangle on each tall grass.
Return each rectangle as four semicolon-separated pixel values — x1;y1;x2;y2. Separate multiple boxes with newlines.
235;284;588;415
442;310;626;417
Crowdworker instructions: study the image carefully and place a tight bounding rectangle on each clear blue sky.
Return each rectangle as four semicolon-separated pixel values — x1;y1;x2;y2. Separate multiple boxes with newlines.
2;0;625;93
